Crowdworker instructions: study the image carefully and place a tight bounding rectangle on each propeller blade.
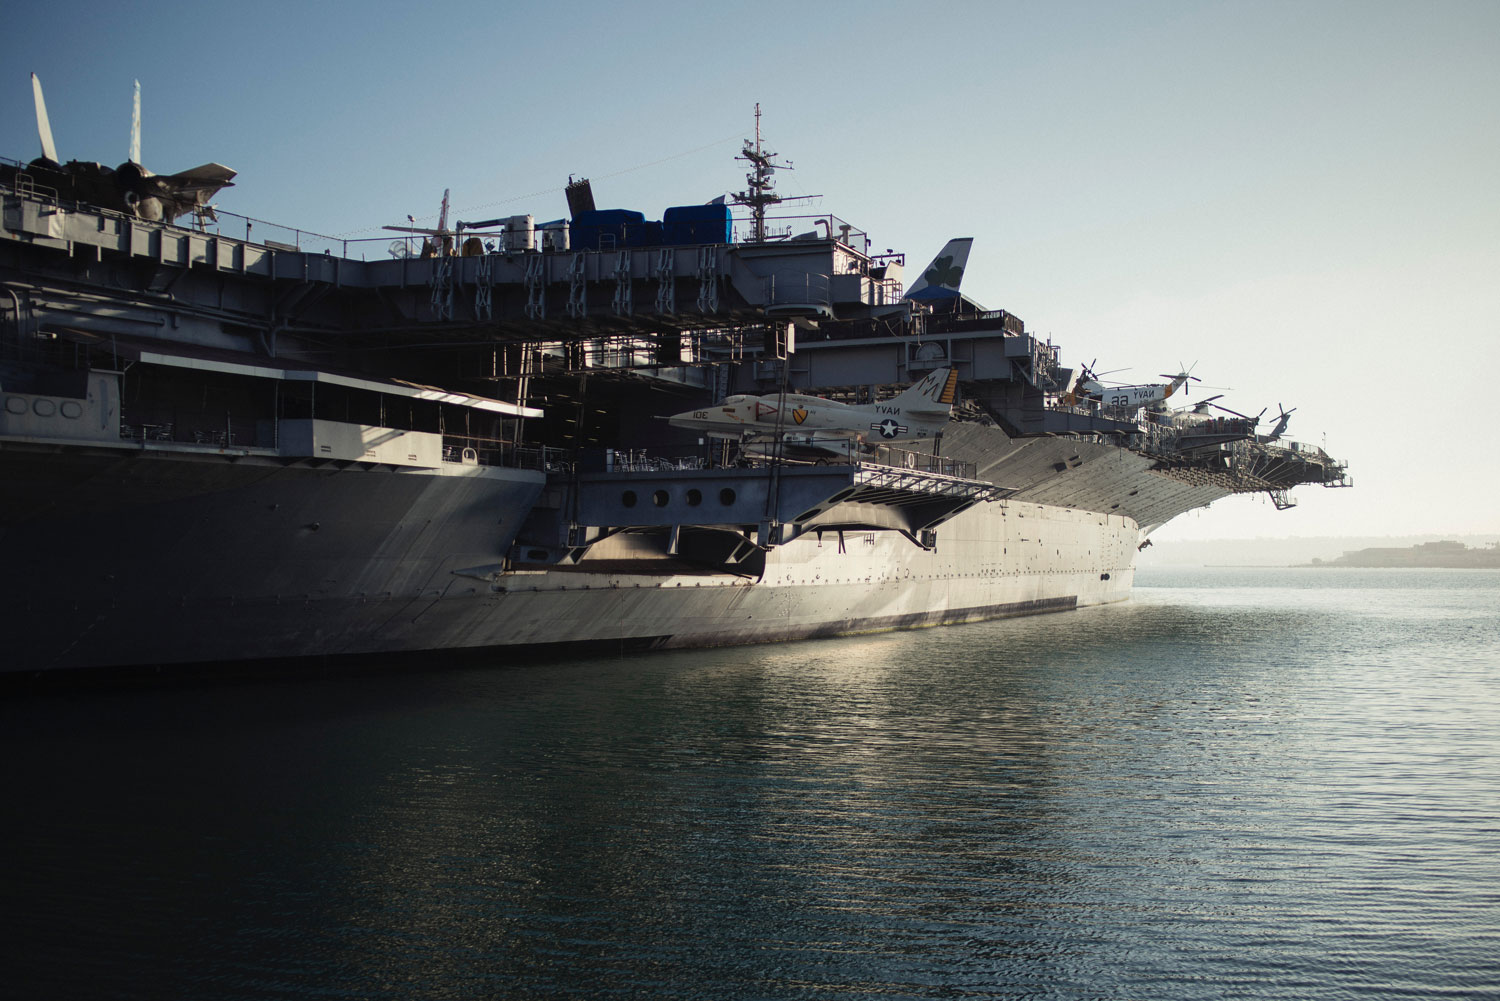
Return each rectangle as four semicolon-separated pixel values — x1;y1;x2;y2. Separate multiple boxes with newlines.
31;73;58;162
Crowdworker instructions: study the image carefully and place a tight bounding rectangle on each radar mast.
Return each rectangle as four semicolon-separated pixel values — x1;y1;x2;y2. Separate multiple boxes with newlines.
733;104;787;243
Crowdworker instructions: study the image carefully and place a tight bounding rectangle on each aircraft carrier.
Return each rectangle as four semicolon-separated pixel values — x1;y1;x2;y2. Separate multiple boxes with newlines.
0;108;1350;676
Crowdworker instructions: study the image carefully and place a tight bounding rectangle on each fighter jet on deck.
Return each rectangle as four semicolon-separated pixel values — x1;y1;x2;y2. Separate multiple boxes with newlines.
668;368;959;450
4;74;236;224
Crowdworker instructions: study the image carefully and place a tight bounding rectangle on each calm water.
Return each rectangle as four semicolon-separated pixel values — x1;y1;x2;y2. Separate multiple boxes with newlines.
3;568;1498;1000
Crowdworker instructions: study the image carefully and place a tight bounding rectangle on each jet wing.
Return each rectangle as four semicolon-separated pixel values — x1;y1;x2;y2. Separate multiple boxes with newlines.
665;411;743;437
162;162;237;191
670;422;797;443
665;409;862;446
743;431;867;462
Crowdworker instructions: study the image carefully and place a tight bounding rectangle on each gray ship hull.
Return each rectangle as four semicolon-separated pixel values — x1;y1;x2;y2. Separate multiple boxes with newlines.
1;442;544;671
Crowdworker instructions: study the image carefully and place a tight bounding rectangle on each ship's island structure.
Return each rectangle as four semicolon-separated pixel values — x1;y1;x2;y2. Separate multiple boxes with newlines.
0;102;1350;676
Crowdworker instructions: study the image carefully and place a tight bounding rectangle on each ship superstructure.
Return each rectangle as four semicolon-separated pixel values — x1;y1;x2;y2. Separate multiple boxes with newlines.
0;125;1348;675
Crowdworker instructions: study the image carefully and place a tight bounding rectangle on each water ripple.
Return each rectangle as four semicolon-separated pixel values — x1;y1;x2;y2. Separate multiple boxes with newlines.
2;568;1497;999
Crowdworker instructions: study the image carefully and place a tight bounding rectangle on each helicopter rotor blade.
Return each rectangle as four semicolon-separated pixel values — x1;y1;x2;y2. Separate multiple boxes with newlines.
1208;402;1256;421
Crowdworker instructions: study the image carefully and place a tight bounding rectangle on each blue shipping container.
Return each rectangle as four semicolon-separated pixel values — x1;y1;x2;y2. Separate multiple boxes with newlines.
663;204;732;245
571;209;647;251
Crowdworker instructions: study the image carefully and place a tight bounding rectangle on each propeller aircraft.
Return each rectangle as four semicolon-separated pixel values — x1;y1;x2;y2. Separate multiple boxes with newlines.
383;189;508;257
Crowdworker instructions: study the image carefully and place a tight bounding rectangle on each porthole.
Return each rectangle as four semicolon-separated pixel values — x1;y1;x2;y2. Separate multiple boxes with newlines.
60;401;83;419
4;397;25;415
652;490;669;507
685;488;702;506
720;488;736;505
32;399;56;417
621;490;637;508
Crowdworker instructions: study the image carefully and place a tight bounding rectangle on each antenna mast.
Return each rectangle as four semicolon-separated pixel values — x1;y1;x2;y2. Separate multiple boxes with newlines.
733;103;788;243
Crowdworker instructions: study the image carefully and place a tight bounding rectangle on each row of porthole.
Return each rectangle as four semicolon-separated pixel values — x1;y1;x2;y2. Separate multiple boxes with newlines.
769;570;1073;584
620;487;737;509
4;396;85;419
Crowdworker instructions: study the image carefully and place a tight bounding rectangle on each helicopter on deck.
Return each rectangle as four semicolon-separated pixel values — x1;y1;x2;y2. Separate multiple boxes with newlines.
1060;360;1204;409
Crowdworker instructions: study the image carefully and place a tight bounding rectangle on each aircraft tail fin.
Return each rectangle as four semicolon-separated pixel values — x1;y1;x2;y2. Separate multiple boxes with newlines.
904;238;973;300
129;79;141;164
889;367;958;414
31;73;58;163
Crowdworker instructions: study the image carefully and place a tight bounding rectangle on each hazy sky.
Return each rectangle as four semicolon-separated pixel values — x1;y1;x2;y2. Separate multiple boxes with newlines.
5;0;1496;541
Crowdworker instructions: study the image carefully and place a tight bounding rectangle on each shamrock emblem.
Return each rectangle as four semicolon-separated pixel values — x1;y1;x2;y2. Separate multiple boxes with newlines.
923;255;964;289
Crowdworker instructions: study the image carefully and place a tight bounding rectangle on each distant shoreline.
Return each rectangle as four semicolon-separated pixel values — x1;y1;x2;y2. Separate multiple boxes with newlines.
1291;563;1500;569
1301;541;1500;569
